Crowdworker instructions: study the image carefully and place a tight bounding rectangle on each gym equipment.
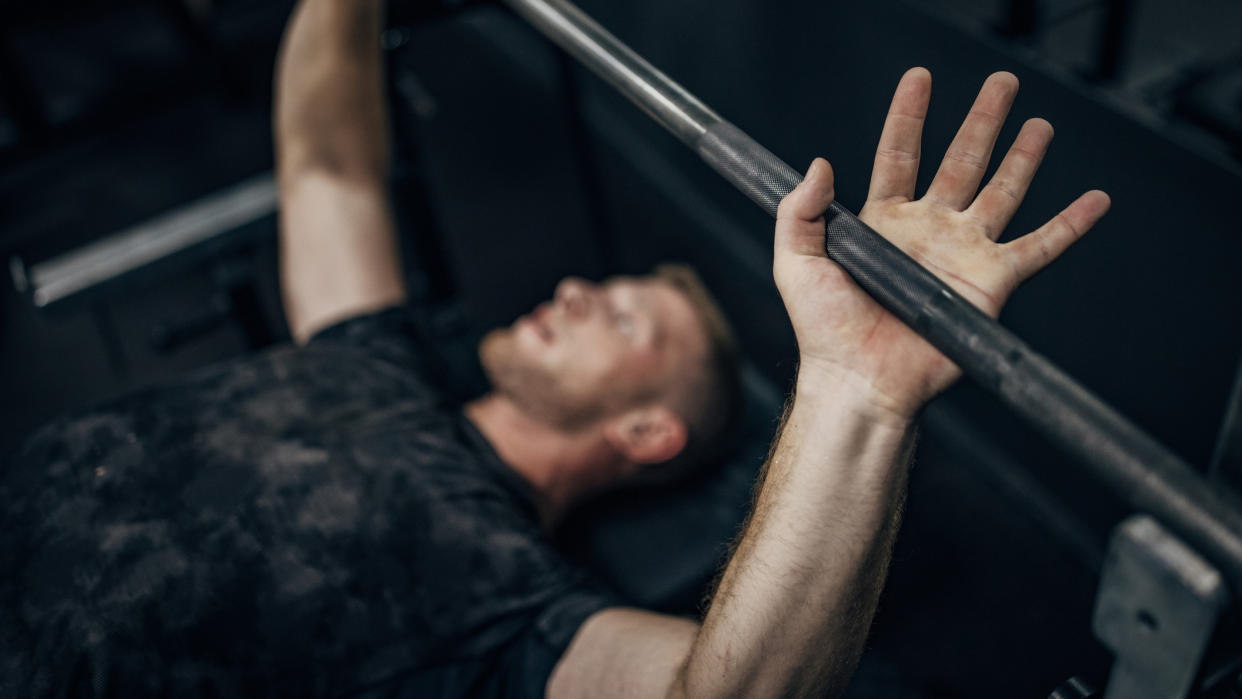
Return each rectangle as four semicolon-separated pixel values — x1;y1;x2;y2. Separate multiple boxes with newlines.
1090;516;1230;699
11;174;276;309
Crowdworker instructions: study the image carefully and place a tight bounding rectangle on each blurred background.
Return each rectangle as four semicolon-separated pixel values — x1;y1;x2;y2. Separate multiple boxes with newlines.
2;0;1240;696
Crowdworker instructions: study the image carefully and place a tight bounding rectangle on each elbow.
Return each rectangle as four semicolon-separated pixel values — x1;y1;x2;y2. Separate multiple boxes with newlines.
276;138;387;192
277;140;350;181
274;92;389;184
663;660;691;699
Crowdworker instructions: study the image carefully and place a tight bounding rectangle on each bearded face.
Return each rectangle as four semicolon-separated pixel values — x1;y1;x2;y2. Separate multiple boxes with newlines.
478;275;707;431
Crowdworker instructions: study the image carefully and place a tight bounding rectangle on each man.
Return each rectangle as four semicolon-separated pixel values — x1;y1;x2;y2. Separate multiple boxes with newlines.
0;0;1110;697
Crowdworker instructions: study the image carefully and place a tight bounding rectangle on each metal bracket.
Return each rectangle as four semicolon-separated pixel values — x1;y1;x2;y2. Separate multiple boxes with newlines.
1093;515;1230;699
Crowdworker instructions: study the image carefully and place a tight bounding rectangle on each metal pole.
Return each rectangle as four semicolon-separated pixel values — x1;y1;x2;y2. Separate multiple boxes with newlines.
501;0;1242;595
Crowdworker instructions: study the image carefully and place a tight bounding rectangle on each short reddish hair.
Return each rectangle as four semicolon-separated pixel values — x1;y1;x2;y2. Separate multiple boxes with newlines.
648;263;743;482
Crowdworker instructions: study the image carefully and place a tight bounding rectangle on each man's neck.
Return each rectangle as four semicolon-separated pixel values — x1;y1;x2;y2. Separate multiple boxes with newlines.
463;393;632;528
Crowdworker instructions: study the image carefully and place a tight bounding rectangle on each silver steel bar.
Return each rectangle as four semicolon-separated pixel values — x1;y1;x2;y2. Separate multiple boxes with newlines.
503;0;1242;595
14;174;277;308
504;0;724;145
1210;355;1242;489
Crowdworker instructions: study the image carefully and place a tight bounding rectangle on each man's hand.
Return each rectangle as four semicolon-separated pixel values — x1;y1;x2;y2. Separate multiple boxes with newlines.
775;68;1111;419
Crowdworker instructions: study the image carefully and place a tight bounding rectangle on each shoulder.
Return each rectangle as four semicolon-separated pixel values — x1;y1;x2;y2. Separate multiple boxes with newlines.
307;302;490;403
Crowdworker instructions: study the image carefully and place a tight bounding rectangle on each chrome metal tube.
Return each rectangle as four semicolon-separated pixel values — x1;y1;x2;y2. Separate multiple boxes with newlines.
501;0;1242;595
16;174;277;309
503;0;722;145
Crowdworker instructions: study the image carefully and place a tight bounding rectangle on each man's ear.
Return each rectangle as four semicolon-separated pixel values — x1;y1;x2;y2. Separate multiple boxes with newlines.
603;406;688;465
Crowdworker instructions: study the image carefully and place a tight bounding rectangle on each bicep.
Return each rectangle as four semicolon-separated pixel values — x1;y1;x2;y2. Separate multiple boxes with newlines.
278;168;406;344
546;607;698;699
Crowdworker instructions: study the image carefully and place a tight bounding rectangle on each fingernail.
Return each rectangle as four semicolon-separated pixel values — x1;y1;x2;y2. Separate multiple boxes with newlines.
805;159;819;179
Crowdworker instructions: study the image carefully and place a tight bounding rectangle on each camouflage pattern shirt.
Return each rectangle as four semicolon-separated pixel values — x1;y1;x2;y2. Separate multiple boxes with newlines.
0;307;615;698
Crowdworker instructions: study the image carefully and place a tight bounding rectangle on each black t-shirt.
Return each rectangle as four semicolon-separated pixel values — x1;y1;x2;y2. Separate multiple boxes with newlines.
0;307;615;698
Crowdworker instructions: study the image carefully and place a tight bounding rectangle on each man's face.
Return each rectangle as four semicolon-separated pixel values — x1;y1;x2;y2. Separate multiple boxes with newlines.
479;275;708;430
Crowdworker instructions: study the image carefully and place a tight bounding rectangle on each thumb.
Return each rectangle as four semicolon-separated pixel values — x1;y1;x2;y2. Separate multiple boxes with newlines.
775;158;835;258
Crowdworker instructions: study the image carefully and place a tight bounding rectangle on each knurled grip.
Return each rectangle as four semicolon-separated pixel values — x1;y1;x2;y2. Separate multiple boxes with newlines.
696;122;802;218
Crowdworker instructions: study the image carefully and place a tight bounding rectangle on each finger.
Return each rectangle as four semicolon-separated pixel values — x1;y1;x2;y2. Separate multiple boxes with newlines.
866;67;932;203
1006;190;1110;280
925;71;1019;210
776;158;835;258
968;118;1054;240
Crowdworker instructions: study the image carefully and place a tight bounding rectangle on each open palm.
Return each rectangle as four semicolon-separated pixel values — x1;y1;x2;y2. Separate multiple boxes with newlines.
774;68;1111;419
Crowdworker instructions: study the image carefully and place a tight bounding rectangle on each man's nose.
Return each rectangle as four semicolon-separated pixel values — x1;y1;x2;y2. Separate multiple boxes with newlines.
554;277;595;319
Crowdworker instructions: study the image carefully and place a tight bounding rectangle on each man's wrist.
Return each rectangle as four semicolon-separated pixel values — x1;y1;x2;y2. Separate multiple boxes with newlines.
794;356;921;430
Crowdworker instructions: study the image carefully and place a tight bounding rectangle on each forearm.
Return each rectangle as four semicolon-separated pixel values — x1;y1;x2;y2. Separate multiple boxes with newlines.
676;364;916;699
275;0;389;179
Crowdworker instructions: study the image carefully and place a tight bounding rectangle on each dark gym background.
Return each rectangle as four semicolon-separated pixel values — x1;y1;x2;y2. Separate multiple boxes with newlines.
2;0;1240;696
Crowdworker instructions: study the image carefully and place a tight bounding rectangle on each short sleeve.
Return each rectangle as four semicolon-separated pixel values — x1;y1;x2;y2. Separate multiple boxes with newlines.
308;304;491;404
491;585;616;699
534;588;612;650
306;305;425;369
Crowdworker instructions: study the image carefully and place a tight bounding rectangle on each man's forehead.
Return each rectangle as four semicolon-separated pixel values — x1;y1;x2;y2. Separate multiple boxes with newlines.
607;275;705;351
606;275;683;310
